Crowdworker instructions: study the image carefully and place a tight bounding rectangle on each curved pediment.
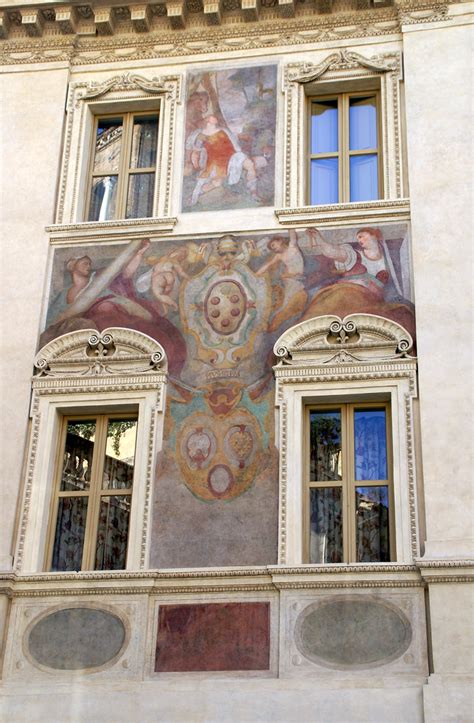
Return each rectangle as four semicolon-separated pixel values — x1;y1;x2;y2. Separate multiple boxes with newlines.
34;328;167;377
274;314;413;365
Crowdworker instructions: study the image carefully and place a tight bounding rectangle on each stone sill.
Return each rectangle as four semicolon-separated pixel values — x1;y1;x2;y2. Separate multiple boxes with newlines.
45;216;178;245
274;198;411;227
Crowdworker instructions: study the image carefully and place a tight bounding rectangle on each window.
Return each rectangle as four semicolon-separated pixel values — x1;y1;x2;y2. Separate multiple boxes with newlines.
304;403;394;564
309;93;381;205
46;413;138;572
86;111;159;222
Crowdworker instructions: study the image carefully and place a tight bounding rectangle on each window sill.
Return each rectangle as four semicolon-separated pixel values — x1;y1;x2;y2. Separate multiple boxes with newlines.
45;216;178;245
274;198;410;227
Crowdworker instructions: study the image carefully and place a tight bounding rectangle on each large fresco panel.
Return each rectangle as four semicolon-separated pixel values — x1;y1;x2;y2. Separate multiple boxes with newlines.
42;223;415;567
182;64;277;212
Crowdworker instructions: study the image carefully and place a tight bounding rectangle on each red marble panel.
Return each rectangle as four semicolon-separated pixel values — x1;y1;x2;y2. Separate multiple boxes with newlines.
155;602;270;672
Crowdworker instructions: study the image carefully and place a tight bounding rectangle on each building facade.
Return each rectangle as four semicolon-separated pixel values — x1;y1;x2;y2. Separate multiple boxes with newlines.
0;0;472;719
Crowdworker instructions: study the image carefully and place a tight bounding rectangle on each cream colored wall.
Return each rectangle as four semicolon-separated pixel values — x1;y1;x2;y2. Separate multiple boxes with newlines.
0;66;69;571
403;16;473;559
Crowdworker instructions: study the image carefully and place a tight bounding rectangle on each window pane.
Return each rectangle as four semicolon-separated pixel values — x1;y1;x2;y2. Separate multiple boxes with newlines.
130;115;158;169
88;176;118;221
355;486;390;562
349;97;377;151
93;118;123;174
51;497;88;571
311;100;338;154
354;408;387;480
350;154;378;202
95;495;131;570
310;410;342;481
309;487;343;563
61;420;95;492
126;173;154;218
310;158;338;205
103;419;137;490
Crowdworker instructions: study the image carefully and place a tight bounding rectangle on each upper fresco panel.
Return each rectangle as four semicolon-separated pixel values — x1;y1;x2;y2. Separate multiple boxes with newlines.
182;64;277;213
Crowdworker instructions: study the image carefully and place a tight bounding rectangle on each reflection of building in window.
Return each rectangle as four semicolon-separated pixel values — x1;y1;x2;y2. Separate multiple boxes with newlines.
306;403;392;564
87;112;159;222
47;415;138;572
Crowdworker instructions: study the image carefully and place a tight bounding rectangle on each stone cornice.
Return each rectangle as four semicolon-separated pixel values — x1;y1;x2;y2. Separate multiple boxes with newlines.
415;558;474;584
0;1;454;66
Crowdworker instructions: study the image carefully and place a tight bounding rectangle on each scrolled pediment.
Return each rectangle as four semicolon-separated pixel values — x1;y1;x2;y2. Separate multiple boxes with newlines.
274;314;413;365
34;328;167;378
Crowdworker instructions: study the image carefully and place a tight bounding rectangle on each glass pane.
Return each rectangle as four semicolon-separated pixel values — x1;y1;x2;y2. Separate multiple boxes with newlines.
130;115;158;169
95;495;131;570
310;158;338;205
310;410;342;481
354;408;387;480
309;487;343;563
103;418;137;490
60;420;96;492
126;173;154;219
311;100;338;154
88;175;118;221
51;497;88;571
355;486;390;562
350;154;378;202
349;96;377;151
93;117;123;174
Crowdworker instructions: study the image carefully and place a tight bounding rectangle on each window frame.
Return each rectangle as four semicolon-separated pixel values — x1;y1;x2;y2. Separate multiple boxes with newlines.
303;401;396;564
45;411;139;572
307;91;383;206
85;110;160;222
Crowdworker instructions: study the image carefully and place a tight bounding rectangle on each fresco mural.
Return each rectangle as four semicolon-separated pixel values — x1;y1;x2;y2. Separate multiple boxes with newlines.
182;65;277;212
42;223;415;567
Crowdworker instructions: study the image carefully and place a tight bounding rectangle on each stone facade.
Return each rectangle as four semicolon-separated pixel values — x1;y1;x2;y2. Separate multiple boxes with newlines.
0;0;472;720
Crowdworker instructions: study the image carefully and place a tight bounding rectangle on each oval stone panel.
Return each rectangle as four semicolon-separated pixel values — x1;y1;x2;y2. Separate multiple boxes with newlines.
28;607;126;670
295;597;412;668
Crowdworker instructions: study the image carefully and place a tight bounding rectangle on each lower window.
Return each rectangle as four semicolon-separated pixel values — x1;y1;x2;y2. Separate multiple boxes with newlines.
46;413;138;572
305;403;394;564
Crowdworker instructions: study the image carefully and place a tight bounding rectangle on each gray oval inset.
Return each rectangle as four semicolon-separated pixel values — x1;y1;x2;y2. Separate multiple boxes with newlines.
295;597;412;669
28;607;126;671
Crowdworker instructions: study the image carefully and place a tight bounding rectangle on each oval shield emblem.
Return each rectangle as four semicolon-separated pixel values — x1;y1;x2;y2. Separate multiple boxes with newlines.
204;279;247;335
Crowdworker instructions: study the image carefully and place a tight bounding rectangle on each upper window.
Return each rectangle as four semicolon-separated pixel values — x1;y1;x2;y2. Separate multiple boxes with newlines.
305;402;394;564
309;93;381;206
86;112;159;222
46;413;138;572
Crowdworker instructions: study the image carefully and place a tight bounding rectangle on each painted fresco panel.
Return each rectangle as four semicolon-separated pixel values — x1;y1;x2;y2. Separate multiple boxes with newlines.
155;602;270;672
182;65;277;212
42;224;415;567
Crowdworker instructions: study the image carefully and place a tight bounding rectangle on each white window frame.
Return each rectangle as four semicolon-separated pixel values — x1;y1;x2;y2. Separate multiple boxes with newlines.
273;313;419;566
15;328;167;574
277;49;408;227
53;72;182;235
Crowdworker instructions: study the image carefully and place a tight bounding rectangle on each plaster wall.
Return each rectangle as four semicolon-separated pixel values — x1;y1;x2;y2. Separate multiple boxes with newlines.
0;66;69;571
403;19;473;558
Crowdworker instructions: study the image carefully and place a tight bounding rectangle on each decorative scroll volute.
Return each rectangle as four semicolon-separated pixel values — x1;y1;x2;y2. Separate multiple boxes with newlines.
274;314;413;365
34;328;167;377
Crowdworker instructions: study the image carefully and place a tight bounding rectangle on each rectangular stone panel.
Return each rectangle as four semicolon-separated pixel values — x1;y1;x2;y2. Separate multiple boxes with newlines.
155;602;270;672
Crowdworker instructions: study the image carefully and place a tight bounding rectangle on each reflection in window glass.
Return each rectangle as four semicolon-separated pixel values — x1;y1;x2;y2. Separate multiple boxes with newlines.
311;100;338;154
126;174;155;219
349;97;377;151
103;419;137;490
309;487;343;563
310;410;342;481
88;176;118;222
93;118;123;174
355;486;390;561
350;154;378;202
130;115;158;169
61;421;95;492
354;409;387;480
310;158;338;205
51;497;88;572
95;496;131;571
